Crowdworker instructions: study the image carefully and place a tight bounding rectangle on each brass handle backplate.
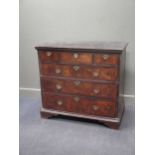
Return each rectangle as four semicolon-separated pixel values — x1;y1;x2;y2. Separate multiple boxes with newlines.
105;106;111;110
73;96;80;102
73;65;80;71
46;52;52;56
93;105;99;111
56;84;62;90
55;68;61;74
93;89;100;94
102;54;109;60
57;100;63;105
73;53;79;59
93;72;99;77
74;81;81;86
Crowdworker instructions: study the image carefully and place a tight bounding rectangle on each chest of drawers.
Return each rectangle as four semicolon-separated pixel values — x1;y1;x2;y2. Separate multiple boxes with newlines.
35;42;127;129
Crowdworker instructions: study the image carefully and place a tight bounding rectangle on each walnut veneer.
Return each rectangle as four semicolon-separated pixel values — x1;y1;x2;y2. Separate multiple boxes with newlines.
35;42;127;129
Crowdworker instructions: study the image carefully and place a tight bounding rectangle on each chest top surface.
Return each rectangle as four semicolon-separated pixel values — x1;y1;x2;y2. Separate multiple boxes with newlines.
35;42;127;54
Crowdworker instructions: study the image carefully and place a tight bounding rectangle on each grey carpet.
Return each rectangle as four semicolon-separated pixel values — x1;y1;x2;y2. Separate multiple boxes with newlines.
19;96;135;155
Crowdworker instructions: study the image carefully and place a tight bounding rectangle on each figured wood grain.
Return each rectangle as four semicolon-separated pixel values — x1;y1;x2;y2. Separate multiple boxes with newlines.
38;51;60;63
95;54;119;65
36;42;127;129
60;52;92;64
40;63;118;81
41;77;118;99
42;92;116;117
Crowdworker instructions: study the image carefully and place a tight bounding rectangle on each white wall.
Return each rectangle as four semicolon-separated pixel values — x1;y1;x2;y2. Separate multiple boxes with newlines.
20;0;135;96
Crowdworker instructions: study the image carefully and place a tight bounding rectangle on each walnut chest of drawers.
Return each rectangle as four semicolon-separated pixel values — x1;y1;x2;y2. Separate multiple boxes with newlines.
35;42;127;129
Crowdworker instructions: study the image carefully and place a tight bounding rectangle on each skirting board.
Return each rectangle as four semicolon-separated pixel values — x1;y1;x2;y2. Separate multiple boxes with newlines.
19;87;135;104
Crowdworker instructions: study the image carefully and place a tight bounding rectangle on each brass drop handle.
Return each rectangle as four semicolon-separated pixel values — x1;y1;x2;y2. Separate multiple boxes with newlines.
93;72;99;77
56;84;62;90
93;105;99;111
102;54;109;60
57;100;63;106
55;68;61;74
74;81;81;86
93;89;100;94
105;106;111;110
46;52;52;56
73;65;80;71
73;53;79;59
73;96;80;102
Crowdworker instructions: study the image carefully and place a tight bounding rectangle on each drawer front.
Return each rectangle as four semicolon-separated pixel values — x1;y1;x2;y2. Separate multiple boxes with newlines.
95;54;119;65
42;93;116;117
38;51;60;63
60;52;92;64
40;64;118;81
38;52;119;65
41;78;117;99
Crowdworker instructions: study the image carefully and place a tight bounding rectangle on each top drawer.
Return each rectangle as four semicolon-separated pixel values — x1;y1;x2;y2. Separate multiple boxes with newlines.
38;51;119;65
38;51;60;63
60;52;92;64
38;51;92;64
95;54;119;65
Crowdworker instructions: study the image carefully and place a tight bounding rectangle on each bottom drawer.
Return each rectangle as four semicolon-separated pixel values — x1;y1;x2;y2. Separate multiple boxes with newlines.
42;93;117;117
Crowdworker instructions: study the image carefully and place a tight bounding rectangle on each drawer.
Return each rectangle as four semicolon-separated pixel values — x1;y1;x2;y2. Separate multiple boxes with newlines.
94;54;119;65
38;51;60;63
40;64;118;81
60;52;92;64
42;93;116;117
41;78;117;99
